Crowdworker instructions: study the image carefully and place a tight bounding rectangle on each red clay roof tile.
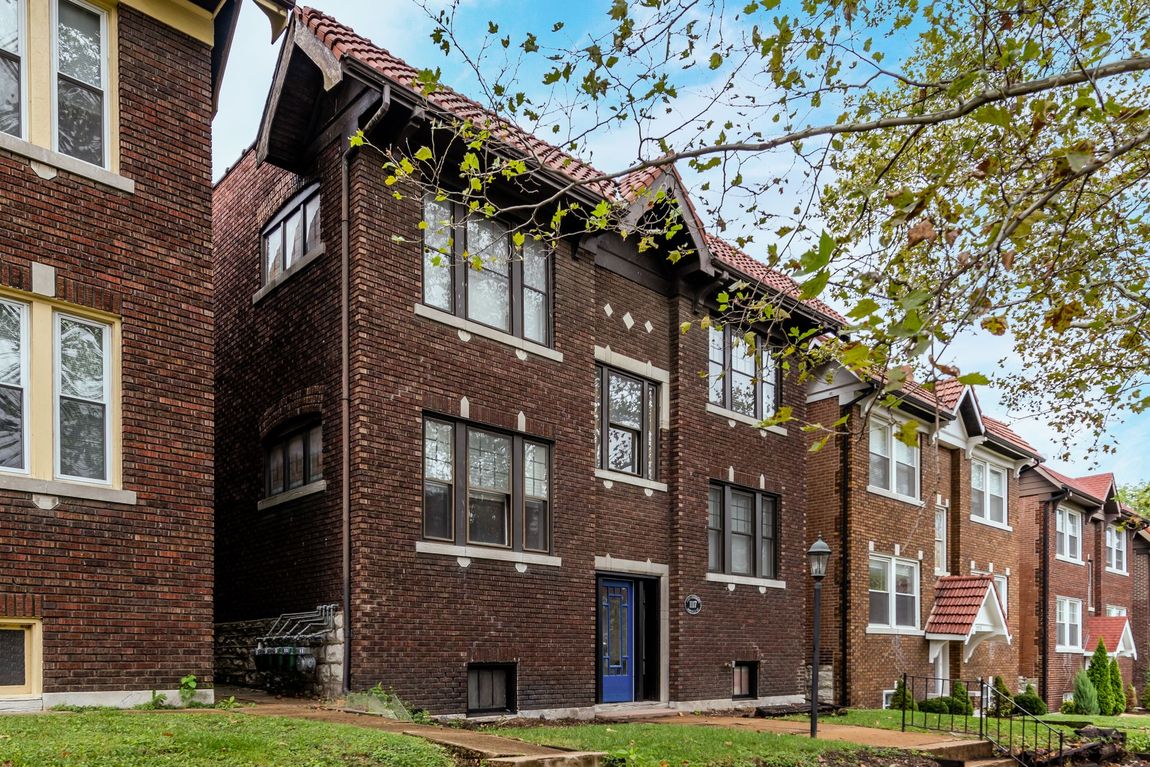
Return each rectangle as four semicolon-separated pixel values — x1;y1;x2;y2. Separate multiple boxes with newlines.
924;575;997;636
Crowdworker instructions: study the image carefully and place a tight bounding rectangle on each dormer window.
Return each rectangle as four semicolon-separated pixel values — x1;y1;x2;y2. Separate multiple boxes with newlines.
262;184;321;286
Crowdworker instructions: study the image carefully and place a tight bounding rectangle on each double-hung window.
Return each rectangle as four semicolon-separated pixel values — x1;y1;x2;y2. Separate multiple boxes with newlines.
933;507;948;575
55;0;108;166
1106;524;1127;573
971;460;1007;526
868;422;919;500
0;294;118;487
423;416;550;553
0;0;23;138
262;185;322;285
595;365;658;479
1056;507;1082;562
1106;605;1127;617
422;196;551;345
707;324;778;420
707;484;777;579
1055;596;1082;651
868;555;919;629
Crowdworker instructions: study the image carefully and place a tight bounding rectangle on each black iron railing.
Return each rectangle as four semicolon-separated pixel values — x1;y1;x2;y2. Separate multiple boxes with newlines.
898;674;1066;767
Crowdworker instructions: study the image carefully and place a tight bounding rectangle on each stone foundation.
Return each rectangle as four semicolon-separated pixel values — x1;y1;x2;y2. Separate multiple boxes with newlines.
215;610;344;698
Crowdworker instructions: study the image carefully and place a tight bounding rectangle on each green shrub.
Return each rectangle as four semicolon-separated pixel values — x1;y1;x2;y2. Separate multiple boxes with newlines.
1060;699;1077;714
890;679;917;711
948;680;974;715
1108;658;1125;715
1129;683;1138;713
1073;669;1100;715
1088;640;1115;715
989;675;1013;717
1013;683;1047;715
919;697;951;714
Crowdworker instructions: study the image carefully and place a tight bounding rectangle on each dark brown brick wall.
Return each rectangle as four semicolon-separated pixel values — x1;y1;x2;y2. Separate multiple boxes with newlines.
0;8;214;693
213;139;817;713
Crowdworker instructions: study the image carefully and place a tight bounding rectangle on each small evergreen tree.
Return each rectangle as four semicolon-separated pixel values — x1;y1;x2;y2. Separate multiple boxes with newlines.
990;675;1013;717
1073;669;1101;715
890;678;917;711
1088;640;1114;715
1142;665;1150;710
1109;658;1125;715
949;680;974;715
1129;683;1137;713
1013;683;1047;715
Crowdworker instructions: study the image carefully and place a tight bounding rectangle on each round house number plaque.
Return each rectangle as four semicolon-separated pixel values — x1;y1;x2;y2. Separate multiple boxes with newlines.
684;594;702;615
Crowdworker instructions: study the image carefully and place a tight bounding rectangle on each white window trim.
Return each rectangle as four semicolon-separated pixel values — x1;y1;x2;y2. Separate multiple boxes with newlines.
973;568;1008;617
1055;596;1083;653
934;506;948;576
1105;604;1128;617
704;572;786;590
704;402;788;436
1105;524;1128;575
1055;507;1084;564
50;0;111;170
414;303;562;363
415;540;561;568
0;299;30;478
970;458;1010;530
867;554;921;632
867;418;921;503
594;468;668;493
53;311;111;486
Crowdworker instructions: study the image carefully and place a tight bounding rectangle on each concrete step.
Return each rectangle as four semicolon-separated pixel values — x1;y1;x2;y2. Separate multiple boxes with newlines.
964;759;1016;767
923;739;996;762
487;752;605;767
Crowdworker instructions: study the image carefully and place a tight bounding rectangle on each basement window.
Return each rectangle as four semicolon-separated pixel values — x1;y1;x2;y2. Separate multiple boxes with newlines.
0;621;40;696
732;661;758;700
467;663;516;715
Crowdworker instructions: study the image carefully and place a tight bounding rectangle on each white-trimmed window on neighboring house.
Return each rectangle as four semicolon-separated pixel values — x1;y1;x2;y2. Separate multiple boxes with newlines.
971;459;1007;527
707;323;779;420
1106;605;1127;617
421;196;552;346
869;555;920;630
595;365;658;480
261;184;321;287
1056;596;1082;652
0;294;121;491
934;506;948;575
423;416;551;553
1106;524;1127;574
54;0;108;167
868;421;919;502
1056;506;1083;563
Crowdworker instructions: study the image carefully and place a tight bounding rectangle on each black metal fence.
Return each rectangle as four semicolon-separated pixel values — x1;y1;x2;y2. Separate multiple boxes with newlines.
899;674;1066;767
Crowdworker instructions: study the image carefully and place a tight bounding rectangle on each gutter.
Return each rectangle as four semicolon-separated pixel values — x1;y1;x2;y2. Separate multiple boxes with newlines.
340;87;392;694
1041;486;1071;702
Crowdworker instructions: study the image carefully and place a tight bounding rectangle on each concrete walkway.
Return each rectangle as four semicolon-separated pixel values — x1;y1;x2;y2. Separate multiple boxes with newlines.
635;714;976;749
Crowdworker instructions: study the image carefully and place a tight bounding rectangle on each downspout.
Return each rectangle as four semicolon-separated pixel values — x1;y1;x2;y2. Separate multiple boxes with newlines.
1041;487;1070;703
838;385;874;706
342;89;391;694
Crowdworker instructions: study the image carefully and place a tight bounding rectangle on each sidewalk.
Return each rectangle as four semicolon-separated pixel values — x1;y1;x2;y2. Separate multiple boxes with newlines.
634;714;975;749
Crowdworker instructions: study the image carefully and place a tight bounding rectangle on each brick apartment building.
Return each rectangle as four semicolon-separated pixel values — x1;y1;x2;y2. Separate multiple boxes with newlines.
211;6;853;715
806;370;1041;708
0;0;292;711
1018;467;1142;708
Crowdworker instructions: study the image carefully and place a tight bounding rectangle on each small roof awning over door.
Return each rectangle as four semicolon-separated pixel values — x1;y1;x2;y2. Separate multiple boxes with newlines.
1083;616;1137;659
924;575;1010;662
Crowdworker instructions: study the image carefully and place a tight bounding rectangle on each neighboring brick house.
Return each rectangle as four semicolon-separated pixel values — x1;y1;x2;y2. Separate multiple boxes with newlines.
0;0;285;710
806;370;1040;708
1018;467;1142;708
212;6;845;714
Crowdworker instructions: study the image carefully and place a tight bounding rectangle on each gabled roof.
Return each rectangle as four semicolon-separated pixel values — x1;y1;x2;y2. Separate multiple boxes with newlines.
924;575;1010;662
1036;466;1109;506
1075;473;1116;503
982;415;1039;457
282;7;842;327
1083;616;1137;659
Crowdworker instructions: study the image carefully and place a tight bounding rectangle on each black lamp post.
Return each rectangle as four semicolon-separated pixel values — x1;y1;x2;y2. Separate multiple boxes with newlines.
807;535;831;738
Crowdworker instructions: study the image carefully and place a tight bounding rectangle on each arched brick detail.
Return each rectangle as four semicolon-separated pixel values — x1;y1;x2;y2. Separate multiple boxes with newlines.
259;386;325;439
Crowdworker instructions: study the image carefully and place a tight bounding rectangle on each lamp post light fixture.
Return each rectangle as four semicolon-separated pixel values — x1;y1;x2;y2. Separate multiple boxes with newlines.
807;535;831;739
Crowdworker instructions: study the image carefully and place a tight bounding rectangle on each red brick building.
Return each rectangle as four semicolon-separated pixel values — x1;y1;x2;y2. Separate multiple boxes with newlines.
1018;467;1141;708
806;370;1040;708
0;0;277;710
212;6;845;714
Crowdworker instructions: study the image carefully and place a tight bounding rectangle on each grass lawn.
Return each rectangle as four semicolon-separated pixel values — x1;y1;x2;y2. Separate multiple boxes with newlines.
786;710;1075;752
496;722;868;767
0;710;452;767
1040;712;1150;751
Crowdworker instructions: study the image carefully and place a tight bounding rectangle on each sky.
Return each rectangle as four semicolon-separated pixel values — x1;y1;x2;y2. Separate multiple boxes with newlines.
211;0;1148;486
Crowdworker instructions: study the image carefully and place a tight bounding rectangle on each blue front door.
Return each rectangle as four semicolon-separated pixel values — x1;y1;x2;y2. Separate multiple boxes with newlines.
599;578;635;703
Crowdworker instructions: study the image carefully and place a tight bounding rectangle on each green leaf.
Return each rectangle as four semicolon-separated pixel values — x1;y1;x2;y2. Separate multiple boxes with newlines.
957;372;990;385
847;298;880;319
413;146;434;162
799;269;829;299
709;52;723;69
895;419;919;448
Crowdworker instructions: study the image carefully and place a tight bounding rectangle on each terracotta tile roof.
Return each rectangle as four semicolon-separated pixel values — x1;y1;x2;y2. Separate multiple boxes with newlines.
1084;616;1130;654
924;575;997;636
295;6;843;327
935;379;966;410
1041;466;1108;504
1075;473;1115;503
703;233;845;324
982;415;1039;456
